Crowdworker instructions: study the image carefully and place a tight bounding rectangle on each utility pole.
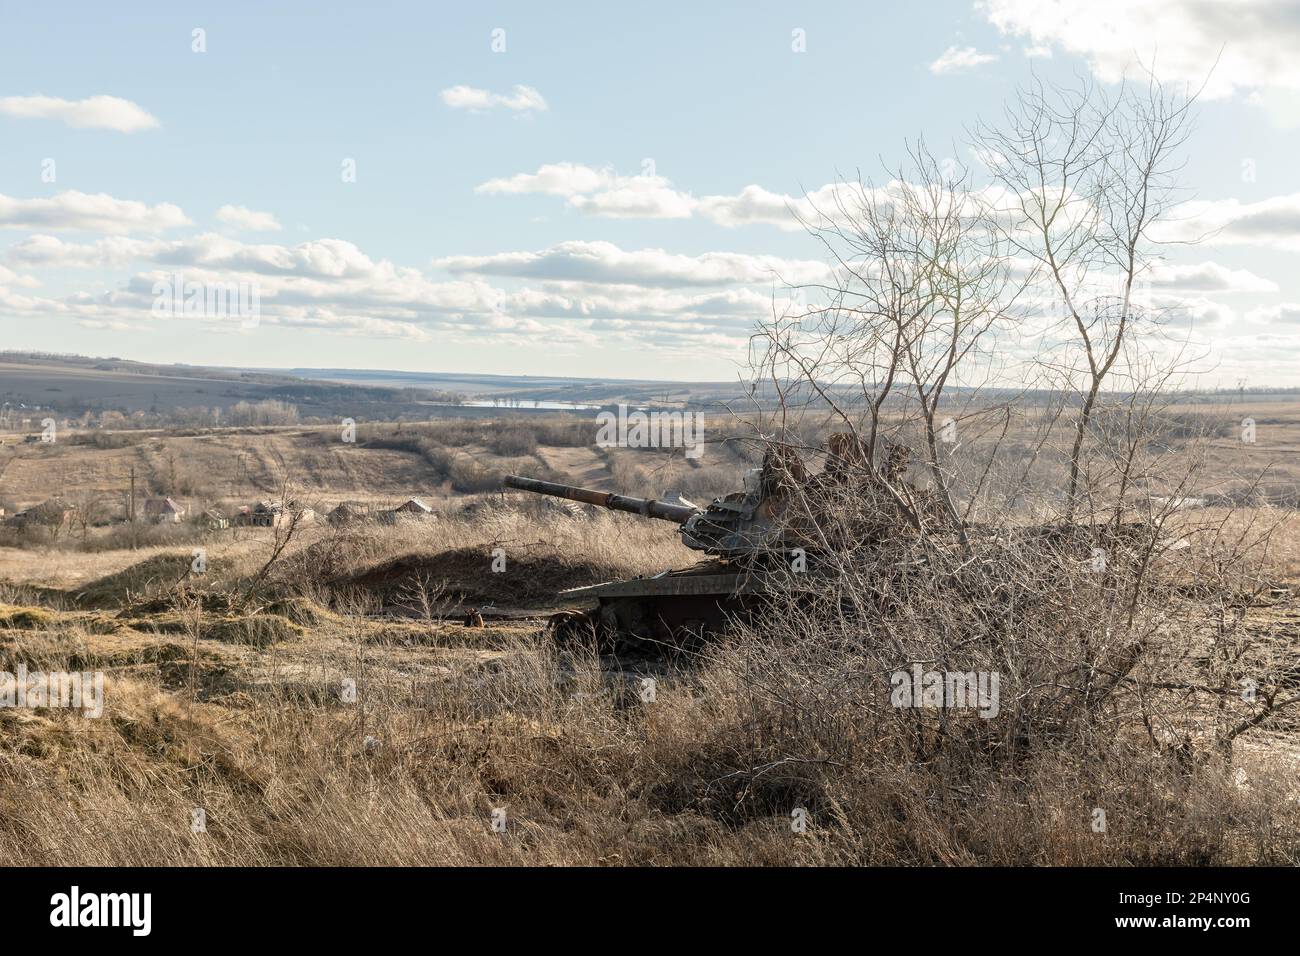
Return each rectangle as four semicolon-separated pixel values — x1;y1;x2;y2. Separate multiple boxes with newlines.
127;465;138;550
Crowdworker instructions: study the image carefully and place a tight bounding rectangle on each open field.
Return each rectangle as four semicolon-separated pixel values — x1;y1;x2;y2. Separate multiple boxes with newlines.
3;396;1298;526
2;395;1300;865
0;415;754;534
0;354;429;417
0;499;1297;865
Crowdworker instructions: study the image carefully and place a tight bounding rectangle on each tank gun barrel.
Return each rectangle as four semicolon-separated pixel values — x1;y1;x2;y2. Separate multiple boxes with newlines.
503;475;701;524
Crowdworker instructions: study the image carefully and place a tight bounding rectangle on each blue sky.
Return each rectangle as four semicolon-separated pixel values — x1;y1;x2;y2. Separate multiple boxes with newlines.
2;1;1298;384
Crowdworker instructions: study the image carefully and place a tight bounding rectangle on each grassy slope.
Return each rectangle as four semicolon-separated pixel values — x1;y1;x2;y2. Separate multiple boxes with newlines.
0;508;1297;865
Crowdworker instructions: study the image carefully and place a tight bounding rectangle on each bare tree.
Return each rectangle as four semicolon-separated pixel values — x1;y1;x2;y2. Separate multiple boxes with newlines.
749;140;1025;537
727;73;1295;786
973;73;1197;521
68;489;107;540
237;462;308;611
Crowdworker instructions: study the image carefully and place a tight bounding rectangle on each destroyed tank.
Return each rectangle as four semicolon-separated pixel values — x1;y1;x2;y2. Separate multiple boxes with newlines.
503;433;956;650
502;453;816;651
504;434;1147;652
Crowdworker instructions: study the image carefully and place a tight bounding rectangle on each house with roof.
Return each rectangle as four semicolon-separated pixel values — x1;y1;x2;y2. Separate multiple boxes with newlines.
8;498;73;528
236;500;284;527
327;501;373;525
236;499;314;528
143;497;186;524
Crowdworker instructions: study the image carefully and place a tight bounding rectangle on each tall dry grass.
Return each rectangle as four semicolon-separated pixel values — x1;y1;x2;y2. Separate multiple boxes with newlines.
1;614;1295;865
0;469;1296;865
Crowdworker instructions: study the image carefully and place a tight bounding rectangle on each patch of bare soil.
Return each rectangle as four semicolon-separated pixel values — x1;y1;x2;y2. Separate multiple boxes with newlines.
342;546;624;608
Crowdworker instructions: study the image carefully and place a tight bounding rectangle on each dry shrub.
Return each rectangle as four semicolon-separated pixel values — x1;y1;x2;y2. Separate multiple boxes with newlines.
448;457;500;493
0;607;1294;866
488;423;539;457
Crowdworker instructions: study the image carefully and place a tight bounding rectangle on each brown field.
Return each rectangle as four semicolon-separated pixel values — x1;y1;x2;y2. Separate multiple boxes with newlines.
0;421;744;518
0;427;500;511
1;403;1298;866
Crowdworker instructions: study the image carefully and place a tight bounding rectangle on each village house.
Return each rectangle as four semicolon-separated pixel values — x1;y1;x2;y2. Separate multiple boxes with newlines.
142;497;186;524
375;497;433;524
327;501;372;525
236;500;314;528
6;498;73;528
236;500;284;527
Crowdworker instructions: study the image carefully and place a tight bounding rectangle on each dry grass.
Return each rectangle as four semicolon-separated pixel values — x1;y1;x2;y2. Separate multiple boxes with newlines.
1;609;1295;865
0;498;1296;866
2;415;1299;866
0;416;742;517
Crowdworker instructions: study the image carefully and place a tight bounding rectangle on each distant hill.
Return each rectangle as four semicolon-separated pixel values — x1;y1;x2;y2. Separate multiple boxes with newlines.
0;352;460;419
4;352;1292;421
0;352;749;420
267;367;747;405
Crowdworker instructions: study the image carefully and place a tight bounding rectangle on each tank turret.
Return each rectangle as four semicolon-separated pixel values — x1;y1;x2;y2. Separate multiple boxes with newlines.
502;473;786;557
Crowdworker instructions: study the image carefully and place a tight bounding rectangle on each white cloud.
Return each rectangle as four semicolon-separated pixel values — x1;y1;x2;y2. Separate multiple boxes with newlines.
475;163;877;229
8;234;156;269
1148;294;1238;330
0;94;159;132
929;45;998;75
476;162;613;196
1;229;777;351
0;191;189;233
568;178;697;219
477;163;698;218
0;263;40;288
1155;193;1300;250
700;181;924;231
9;233;376;277
440;84;547;113
697;184;845;230
980;0;1300;102
435;240;829;287
1245;303;1300;325
215;205;282;232
1146;260;1278;294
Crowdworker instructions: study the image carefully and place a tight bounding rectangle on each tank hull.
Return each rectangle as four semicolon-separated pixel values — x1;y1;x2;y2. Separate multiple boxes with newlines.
550;565;774;653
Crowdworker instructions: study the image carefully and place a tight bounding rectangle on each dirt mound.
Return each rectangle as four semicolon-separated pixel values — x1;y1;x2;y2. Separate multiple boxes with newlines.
0;604;56;629
342;546;623;609
73;553;198;608
115;609;304;647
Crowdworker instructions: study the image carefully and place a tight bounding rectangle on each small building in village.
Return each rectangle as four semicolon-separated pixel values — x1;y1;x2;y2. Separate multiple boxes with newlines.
7;498;73;528
143;497;186;524
236;499;314;528
236;500;284;527
327;501;373;525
